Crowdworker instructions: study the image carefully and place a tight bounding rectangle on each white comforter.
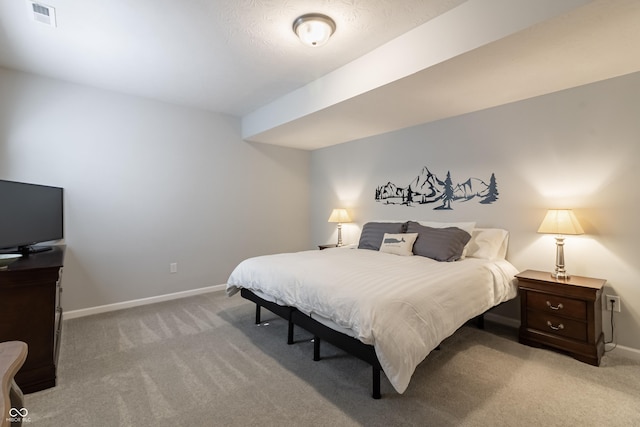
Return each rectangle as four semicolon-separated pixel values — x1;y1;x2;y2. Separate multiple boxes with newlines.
226;247;518;393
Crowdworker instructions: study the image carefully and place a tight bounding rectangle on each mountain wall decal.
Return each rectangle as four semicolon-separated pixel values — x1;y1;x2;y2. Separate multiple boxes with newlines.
375;166;498;209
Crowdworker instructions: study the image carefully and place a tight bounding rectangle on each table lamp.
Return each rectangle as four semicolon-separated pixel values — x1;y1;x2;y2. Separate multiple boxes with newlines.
328;208;351;247
537;209;584;279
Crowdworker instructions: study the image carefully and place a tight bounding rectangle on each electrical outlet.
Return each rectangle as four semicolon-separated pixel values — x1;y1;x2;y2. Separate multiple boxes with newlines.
606;295;621;312
170;262;178;274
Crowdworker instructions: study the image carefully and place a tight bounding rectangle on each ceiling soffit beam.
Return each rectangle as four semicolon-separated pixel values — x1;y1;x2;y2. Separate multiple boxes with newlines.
241;0;592;147
248;0;640;150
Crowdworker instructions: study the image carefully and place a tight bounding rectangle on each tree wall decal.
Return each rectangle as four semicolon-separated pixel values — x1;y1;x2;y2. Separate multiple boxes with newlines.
480;173;499;204
375;166;499;210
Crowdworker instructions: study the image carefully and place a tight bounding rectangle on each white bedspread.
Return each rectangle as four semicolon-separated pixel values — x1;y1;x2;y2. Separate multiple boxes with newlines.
226;247;518;393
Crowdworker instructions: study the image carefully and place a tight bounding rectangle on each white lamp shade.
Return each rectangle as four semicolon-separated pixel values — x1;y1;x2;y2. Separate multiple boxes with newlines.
537;209;584;235
293;14;335;47
328;208;351;223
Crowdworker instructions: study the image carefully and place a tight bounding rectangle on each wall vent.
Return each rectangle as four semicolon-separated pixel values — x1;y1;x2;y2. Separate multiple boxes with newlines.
26;1;57;27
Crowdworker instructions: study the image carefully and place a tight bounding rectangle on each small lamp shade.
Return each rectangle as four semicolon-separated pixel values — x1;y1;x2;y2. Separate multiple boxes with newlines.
537;209;583;280
537;209;584;235
327;208;351;247
328;208;351;224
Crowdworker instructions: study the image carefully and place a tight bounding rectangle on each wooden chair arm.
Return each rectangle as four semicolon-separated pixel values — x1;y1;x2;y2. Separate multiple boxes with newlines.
1;341;28;427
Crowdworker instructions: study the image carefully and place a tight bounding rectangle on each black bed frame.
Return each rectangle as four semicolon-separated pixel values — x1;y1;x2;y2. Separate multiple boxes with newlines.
240;288;484;399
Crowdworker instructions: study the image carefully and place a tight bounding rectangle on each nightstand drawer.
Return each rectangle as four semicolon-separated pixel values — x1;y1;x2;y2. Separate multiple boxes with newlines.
527;310;587;342
527;291;586;320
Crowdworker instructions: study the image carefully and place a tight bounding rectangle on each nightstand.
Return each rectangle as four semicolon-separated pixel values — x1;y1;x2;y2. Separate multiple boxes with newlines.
516;269;606;366
318;244;337;250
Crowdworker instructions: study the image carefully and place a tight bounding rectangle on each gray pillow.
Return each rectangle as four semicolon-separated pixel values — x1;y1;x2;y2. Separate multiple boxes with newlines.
358;222;408;251
406;221;471;262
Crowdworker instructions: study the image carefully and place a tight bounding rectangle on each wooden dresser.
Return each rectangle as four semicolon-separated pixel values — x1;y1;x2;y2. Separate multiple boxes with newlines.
516;269;605;366
0;246;65;393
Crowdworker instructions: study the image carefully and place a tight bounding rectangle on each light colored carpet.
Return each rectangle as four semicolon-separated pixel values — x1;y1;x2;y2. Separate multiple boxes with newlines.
24;290;640;426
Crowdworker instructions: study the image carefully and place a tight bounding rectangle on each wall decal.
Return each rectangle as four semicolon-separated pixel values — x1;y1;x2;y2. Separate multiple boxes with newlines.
375;166;498;209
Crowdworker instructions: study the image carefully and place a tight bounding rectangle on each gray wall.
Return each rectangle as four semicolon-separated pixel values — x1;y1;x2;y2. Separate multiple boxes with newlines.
311;72;640;352
0;67;311;311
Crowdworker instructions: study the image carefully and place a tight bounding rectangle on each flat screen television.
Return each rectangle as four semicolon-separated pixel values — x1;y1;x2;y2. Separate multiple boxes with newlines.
0;179;64;254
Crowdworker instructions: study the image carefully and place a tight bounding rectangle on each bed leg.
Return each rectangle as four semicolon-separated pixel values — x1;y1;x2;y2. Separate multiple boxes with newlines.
372;366;381;399
255;304;261;324
313;336;321;361
287;318;294;345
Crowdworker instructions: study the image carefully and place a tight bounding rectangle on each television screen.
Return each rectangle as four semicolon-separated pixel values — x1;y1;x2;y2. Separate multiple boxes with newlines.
0;180;64;252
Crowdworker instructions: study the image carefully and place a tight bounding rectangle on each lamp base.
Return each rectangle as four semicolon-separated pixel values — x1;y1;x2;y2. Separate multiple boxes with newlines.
551;271;570;280
552;236;569;281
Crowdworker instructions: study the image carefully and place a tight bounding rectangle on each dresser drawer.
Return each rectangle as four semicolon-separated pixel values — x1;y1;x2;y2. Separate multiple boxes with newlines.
527;310;587;342
527;291;586;320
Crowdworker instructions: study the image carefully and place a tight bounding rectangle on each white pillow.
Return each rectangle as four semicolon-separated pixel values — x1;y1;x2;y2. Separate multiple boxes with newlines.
417;221;476;259
379;233;418;256
465;228;509;260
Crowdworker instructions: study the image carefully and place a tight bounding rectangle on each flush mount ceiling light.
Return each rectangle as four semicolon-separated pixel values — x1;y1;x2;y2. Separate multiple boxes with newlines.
293;13;336;47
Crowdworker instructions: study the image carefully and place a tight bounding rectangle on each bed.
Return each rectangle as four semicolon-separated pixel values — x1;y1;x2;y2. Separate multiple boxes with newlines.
226;221;518;398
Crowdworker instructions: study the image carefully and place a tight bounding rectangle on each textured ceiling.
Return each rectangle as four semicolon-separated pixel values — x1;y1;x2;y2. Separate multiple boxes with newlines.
1;0;638;150
0;0;464;116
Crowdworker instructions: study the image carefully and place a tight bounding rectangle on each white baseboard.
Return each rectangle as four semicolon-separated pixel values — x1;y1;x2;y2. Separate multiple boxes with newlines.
64;284;226;320
605;343;640;362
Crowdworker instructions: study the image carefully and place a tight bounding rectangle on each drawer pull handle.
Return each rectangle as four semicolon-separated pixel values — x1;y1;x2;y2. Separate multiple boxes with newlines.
547;321;564;331
546;301;563;310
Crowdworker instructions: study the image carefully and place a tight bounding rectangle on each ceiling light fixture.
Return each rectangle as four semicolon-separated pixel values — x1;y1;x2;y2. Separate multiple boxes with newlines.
293;13;336;47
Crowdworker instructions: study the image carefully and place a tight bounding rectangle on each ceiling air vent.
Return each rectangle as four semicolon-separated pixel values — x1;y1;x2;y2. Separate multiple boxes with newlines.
26;1;57;27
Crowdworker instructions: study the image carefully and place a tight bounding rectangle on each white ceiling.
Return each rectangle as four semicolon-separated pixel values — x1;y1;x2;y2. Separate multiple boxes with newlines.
0;0;464;115
1;0;639;150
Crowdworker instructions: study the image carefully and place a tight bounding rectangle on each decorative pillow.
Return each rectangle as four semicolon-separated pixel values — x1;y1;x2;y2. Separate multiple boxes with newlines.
379;233;418;256
416;220;476;259
406;221;472;262
358;222;408;251
416;220;476;235
465;228;509;260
